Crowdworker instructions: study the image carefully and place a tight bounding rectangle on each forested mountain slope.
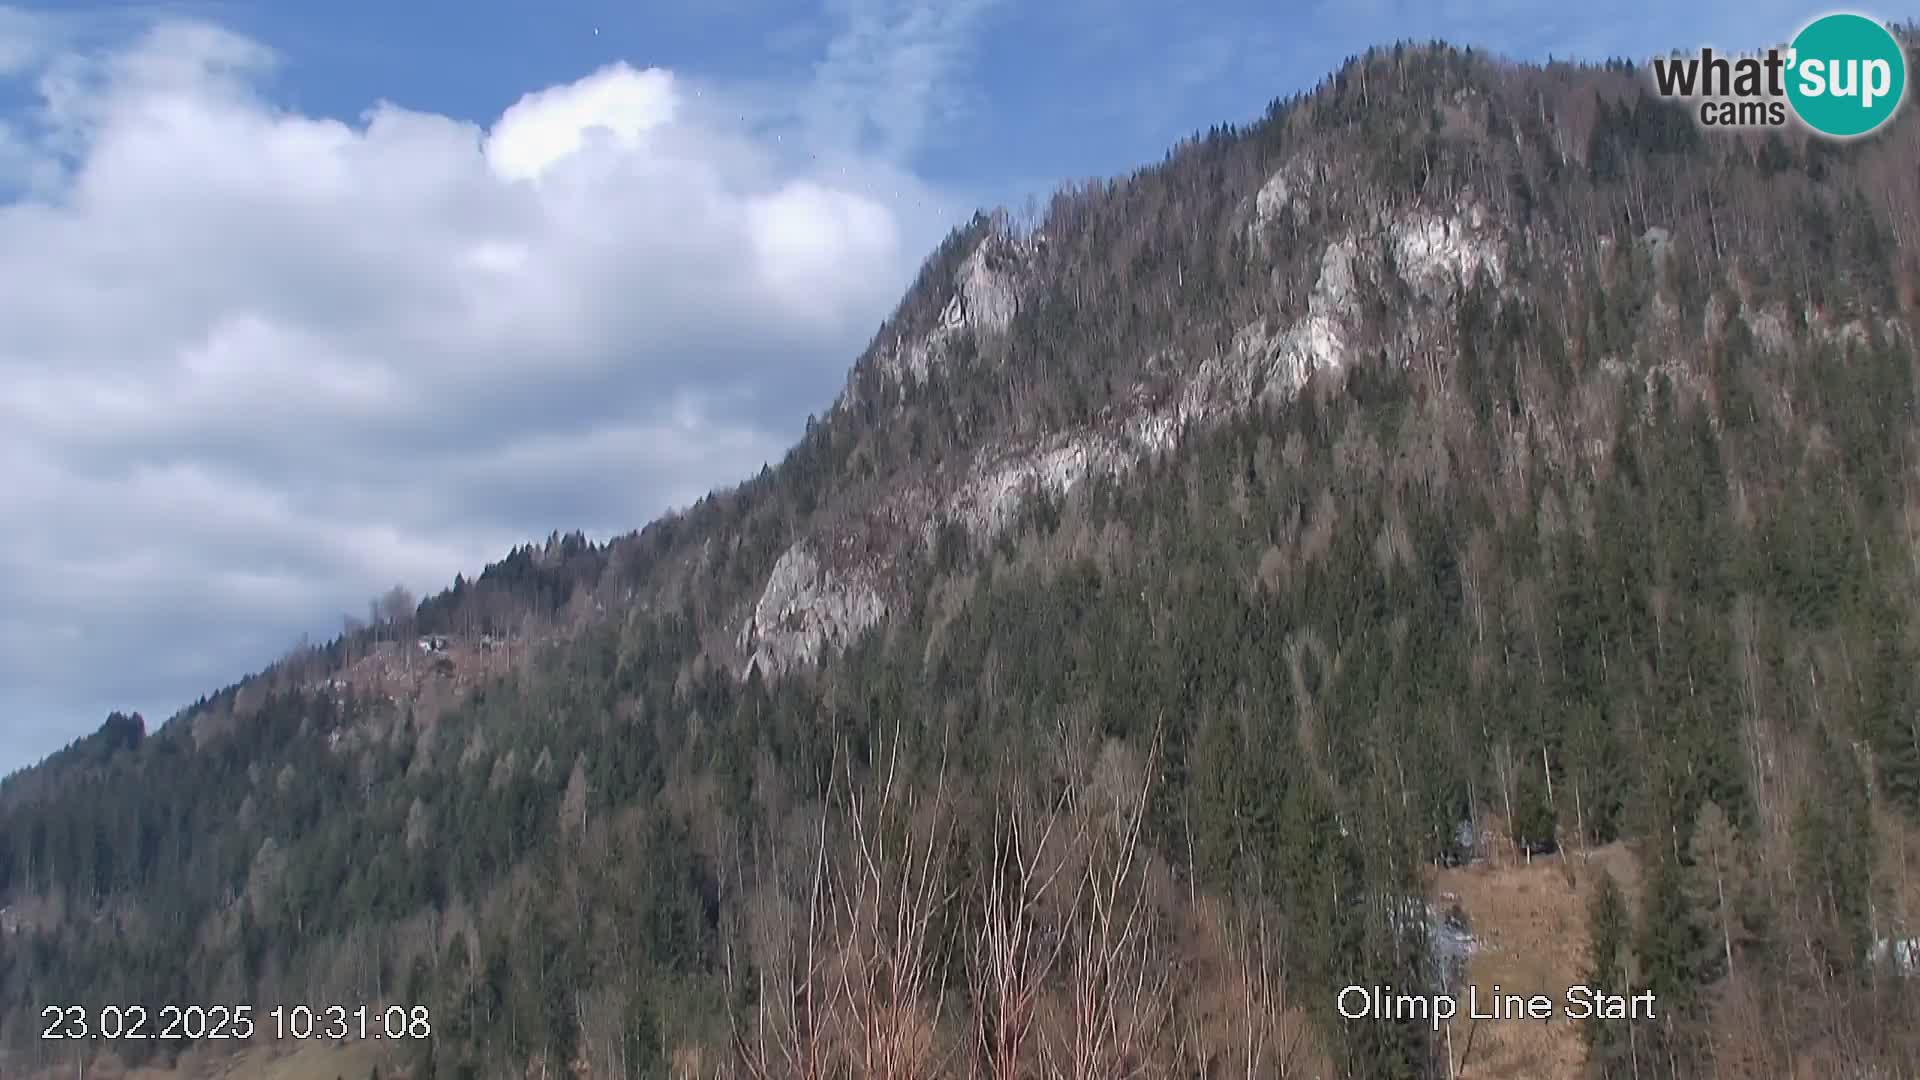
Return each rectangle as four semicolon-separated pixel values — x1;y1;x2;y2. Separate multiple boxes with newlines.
7;37;1920;1080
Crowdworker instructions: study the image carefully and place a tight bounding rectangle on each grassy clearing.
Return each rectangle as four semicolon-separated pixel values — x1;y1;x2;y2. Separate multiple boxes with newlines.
1431;842;1643;1079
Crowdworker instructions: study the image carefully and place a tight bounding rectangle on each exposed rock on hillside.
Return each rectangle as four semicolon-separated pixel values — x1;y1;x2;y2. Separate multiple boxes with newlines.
874;232;1030;386
1729;297;1900;355
1390;205;1504;303
741;195;1512;678
955;430;1131;539
1250;157;1316;240
737;542;887;676
1741;303;1795;353
1188;200;1504;428
951;236;1022;335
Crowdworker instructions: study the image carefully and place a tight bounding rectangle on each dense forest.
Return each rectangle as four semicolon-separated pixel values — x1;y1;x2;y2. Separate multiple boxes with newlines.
5;35;1920;1080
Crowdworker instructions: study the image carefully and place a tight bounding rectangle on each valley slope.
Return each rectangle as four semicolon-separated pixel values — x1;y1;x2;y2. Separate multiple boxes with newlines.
7;38;1920;1080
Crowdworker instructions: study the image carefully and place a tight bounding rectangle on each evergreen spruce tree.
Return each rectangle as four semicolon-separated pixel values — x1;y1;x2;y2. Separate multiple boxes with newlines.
1582;871;1635;1078
1684;801;1745;981
1636;849;1709;1075
1511;767;1558;855
1793;735;1875;984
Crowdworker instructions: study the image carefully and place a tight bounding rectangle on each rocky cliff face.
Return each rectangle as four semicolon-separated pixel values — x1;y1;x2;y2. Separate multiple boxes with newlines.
737;542;887;677
740;168;1514;680
868;230;1031;388
731;47;1919;686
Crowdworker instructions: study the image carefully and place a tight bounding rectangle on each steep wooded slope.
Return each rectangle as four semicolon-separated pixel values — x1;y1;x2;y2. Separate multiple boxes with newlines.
6;38;1920;1080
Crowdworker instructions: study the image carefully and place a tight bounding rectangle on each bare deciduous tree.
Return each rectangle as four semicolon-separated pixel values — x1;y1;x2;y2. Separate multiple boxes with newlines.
835;726;961;1080
731;721;961;1080
1047;736;1171;1080
971;783;1083;1080
1222;895;1307;1079
730;804;835;1080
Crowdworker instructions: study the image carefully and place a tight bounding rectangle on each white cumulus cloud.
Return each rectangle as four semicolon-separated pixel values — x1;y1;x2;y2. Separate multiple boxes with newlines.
0;10;969;771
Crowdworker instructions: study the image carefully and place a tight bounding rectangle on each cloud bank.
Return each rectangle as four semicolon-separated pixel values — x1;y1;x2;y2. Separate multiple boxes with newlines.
0;11;964;771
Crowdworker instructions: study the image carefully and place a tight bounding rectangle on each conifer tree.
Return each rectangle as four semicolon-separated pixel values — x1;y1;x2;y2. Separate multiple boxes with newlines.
1637;849;1709;1074
1511;766;1558;855
1582;871;1635;1079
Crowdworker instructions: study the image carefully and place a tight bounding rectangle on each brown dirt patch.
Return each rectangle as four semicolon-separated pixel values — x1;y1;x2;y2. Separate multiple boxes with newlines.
1431;843;1643;1080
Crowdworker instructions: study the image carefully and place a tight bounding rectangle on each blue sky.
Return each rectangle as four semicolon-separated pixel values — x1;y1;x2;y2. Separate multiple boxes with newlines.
19;0;1877;212
0;0;1913;774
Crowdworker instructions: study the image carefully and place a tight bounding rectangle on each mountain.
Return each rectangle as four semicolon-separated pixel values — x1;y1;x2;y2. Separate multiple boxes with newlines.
7;36;1920;1080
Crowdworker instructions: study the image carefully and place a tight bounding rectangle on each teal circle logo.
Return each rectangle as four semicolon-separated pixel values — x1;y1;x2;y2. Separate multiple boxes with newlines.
1786;13;1907;137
